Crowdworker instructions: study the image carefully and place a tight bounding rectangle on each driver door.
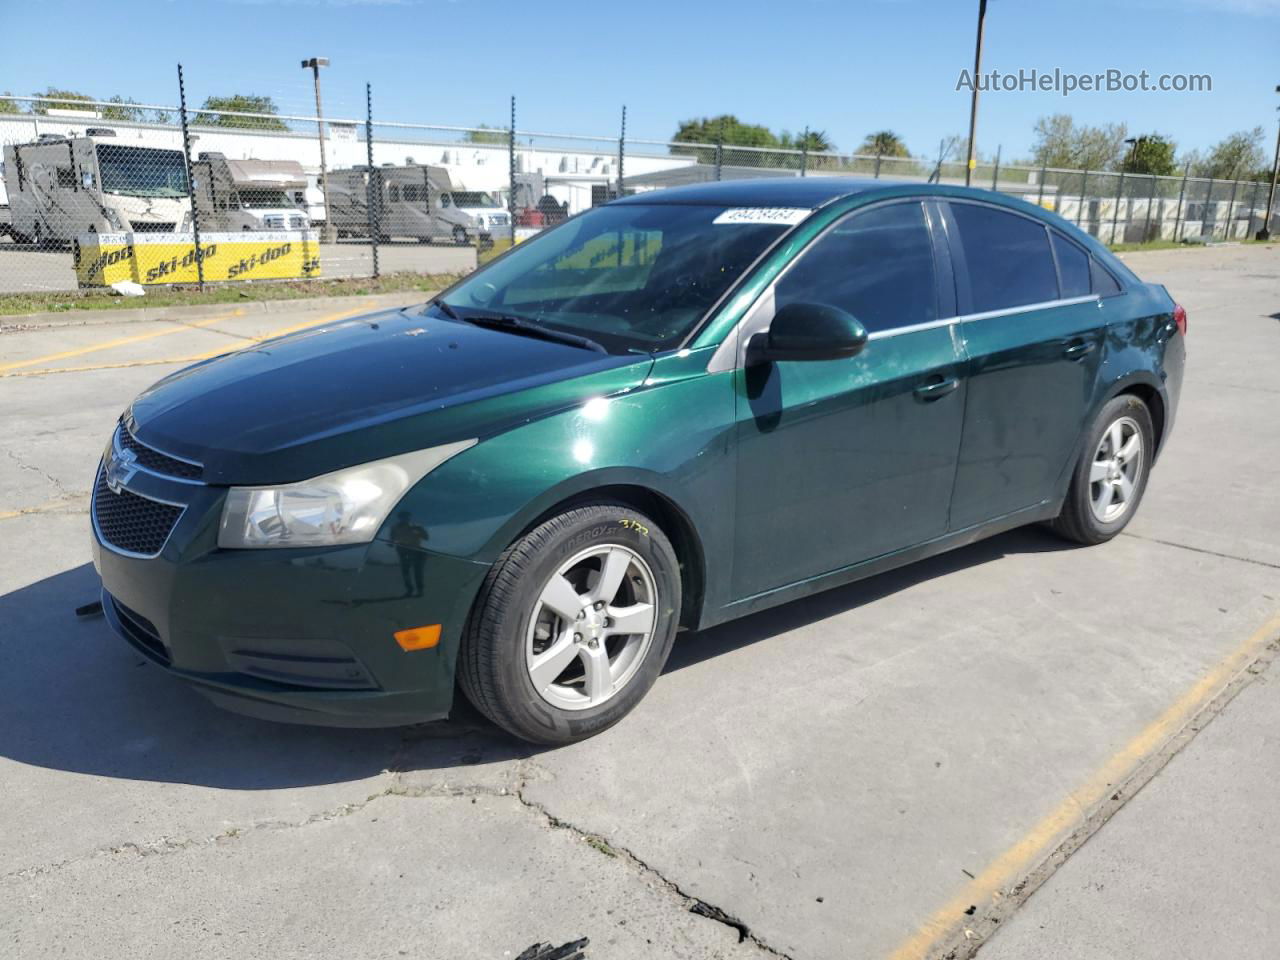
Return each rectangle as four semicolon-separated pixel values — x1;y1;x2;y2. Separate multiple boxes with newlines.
731;200;967;600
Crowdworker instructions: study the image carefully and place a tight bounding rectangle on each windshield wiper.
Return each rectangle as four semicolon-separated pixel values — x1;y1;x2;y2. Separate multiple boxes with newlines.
429;297;461;320
455;311;607;353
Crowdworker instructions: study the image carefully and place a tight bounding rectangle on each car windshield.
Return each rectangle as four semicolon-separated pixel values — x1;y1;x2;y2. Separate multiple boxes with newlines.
96;145;189;198
437;203;796;353
450;191;499;208
239;189;295;209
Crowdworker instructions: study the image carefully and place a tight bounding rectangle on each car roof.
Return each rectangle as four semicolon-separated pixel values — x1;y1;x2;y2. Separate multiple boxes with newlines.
612;176;925;208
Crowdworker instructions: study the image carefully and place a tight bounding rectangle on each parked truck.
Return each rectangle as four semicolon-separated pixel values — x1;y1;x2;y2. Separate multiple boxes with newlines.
327;163;508;246
191;153;311;232
2;131;193;247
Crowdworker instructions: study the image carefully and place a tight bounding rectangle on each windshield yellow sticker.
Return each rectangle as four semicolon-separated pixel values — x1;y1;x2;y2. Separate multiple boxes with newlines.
712;207;811;226
75;231;322;287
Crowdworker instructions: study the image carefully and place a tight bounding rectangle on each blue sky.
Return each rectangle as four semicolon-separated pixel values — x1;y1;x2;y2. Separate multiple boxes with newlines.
2;0;1277;160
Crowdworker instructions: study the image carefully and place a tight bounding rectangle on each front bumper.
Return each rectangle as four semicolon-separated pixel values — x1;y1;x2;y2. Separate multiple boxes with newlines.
91;452;490;728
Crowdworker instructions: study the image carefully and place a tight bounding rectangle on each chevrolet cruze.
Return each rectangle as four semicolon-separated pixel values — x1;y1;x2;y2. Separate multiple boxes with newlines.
92;178;1185;744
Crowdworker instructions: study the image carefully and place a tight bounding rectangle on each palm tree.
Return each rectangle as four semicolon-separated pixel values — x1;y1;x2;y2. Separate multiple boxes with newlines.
858;130;911;158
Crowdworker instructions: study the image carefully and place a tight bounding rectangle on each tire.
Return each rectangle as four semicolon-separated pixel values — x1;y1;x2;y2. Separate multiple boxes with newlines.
1051;394;1155;545
452;225;469;246
458;503;682;744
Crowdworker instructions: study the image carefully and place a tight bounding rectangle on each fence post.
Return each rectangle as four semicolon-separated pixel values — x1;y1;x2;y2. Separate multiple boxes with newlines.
176;63;204;292
1204;177;1216;239
874;151;882;179
800;126;808;178
1110;169;1126;244
1173;161;1190;241
1247;179;1261;236
508;96;517;244
1224;173;1240;241
617;105;626;199
364;82;379;280
991;145;1001;191
714;121;723;181
1076;167;1088;227
1143;174;1157;242
1036;164;1047;208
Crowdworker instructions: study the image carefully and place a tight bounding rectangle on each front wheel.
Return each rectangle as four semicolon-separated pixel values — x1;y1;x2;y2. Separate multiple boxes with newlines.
1051;394;1154;545
458;503;682;744
452;225;469;246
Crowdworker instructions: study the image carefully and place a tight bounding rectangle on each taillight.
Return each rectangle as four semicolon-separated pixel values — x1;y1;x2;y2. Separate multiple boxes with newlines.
1173;303;1187;336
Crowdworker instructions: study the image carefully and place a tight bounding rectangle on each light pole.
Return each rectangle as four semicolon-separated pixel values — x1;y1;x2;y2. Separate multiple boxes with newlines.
963;0;988;187
1258;84;1280;242
301;57;334;242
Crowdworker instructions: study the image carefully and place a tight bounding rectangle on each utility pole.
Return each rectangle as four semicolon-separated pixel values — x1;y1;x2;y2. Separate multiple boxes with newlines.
301;57;334;242
963;0;988;187
1259;84;1280;242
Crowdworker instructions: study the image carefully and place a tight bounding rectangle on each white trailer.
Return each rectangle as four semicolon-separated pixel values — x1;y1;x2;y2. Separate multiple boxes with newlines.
2;132;192;247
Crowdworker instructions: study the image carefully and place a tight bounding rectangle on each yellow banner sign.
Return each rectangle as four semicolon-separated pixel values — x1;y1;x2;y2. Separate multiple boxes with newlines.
76;231;322;287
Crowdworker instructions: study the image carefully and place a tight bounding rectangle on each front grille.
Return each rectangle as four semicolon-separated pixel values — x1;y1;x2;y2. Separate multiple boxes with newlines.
93;469;183;557
118;427;202;480
129;222;176;233
490;214;509;226
110;596;170;665
263;216;284;229
289;216;306;229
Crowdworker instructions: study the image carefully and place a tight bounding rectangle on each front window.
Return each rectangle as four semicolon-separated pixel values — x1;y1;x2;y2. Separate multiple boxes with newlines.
449;191;498;208
239;189;294;210
438;203;795;353
95;145;189;198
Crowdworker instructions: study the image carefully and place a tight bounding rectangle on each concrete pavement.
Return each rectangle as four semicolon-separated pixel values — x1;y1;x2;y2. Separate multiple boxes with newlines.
1;245;1278;960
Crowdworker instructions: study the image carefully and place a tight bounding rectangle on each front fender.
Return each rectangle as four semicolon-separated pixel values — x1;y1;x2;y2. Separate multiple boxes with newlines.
383;346;735;593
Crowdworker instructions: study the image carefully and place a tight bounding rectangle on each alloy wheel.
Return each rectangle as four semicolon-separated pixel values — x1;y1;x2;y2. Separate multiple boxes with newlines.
1089;415;1143;523
525;545;658;711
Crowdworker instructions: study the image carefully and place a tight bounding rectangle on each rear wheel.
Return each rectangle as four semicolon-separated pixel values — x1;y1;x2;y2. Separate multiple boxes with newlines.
458;503;681;744
1051;394;1154;545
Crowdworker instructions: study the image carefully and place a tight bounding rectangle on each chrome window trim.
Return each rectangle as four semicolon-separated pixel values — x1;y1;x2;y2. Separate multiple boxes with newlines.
705;195;1103;374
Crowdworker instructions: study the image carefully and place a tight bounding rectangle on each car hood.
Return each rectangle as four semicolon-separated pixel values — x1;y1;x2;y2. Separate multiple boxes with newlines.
128;306;653;485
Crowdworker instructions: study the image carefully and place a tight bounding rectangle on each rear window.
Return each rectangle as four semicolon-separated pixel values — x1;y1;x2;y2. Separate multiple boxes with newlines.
951;203;1059;312
1051;232;1091;298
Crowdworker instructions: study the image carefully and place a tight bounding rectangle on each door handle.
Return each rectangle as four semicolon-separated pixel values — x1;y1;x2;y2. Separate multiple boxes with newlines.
1063;340;1097;360
914;376;959;401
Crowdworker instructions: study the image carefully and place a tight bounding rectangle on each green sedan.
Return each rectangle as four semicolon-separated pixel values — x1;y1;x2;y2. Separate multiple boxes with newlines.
92;178;1185;743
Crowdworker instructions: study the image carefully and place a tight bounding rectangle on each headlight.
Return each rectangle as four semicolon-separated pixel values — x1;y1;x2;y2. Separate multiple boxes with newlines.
217;439;476;549
179;211;192;232
103;208;124;230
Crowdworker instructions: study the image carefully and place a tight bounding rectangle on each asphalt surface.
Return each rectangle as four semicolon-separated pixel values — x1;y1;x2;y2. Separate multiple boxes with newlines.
1;244;1278;960
0;238;475;293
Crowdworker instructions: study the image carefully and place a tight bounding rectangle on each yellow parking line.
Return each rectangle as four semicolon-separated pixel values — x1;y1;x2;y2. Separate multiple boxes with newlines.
885;608;1280;960
0;312;241;373
0;305;374;378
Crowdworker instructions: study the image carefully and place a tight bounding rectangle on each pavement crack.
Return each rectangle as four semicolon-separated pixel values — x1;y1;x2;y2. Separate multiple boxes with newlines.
510;773;793;958
1119;531;1280;570
2;447;70;497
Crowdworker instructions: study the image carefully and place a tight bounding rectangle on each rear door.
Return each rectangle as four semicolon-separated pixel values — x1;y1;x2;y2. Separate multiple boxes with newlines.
731;199;967;599
941;200;1106;529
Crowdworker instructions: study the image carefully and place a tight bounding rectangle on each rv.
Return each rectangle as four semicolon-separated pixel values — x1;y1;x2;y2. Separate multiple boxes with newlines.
2;132;192;247
191;154;311;232
327;164;508;245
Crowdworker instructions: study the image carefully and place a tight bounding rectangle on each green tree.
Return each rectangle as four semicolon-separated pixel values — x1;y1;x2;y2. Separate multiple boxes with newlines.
1194;127;1267;180
464;124;510;145
671;115;779;151
1031;114;1129;171
1120;135;1177;176
858;130;910;158
30;87;95;114
779;129;834;153
102;95;145;122
0;91;19;114
194;94;288;130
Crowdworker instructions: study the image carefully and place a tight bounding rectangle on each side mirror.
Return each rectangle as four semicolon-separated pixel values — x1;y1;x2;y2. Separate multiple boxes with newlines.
749;302;868;364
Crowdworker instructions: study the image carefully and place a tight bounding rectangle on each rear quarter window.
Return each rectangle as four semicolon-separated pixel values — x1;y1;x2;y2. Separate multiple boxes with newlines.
951;203;1059;312
1050;231;1091;298
1091;257;1123;296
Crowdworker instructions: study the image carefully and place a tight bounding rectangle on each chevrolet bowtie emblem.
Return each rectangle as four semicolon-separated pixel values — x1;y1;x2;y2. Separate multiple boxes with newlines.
104;446;139;494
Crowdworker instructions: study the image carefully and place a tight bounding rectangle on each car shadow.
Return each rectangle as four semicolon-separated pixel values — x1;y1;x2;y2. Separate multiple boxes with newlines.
0;527;1073;791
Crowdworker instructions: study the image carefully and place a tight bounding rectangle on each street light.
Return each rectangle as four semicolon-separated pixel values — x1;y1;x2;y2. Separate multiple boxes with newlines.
1258;84;1280;242
963;0;988;188
301;57;334;242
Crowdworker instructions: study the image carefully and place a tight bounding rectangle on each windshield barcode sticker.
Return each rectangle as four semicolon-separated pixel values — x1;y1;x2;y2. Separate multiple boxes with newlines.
713;207;811;226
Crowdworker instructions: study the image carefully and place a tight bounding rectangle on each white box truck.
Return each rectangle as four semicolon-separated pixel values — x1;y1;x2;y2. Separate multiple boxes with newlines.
191;153;311;232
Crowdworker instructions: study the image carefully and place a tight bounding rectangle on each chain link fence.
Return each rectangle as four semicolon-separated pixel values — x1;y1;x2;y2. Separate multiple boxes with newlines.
1;79;1276;298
